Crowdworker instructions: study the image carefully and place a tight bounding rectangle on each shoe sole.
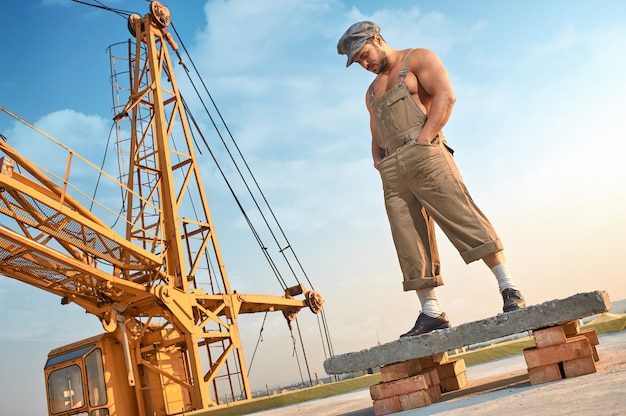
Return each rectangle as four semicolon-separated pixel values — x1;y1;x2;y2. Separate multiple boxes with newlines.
503;303;526;313
402;323;451;338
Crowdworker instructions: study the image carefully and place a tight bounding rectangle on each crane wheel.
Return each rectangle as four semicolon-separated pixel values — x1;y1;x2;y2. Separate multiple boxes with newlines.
127;14;142;37
306;290;324;314
150;1;171;27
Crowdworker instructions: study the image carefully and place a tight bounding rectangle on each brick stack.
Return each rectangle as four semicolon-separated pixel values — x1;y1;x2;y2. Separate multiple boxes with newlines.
523;321;599;385
370;353;467;416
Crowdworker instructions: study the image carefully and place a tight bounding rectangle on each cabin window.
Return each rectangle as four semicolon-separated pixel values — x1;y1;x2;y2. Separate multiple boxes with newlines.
85;348;108;407
47;364;85;414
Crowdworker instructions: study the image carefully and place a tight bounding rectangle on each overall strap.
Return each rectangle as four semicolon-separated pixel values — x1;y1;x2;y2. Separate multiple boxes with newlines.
368;82;376;106
397;49;415;86
369;49;415;106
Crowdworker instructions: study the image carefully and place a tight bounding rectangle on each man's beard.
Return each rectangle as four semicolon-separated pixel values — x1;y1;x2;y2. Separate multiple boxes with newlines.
373;46;387;74
377;55;387;73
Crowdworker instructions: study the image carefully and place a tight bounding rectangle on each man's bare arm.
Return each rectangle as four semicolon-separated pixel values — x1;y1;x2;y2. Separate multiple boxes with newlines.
367;93;386;168
410;49;456;144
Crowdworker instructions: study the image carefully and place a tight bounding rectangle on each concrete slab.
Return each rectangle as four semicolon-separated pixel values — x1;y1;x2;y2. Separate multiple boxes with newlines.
324;291;611;374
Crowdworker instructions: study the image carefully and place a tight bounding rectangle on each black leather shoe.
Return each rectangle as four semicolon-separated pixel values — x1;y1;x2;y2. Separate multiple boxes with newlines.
400;312;451;338
502;288;526;312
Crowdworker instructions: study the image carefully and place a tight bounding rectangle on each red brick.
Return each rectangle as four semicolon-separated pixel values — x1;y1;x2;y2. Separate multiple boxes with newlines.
380;354;446;382
533;326;567;348
424;367;440;387
370;373;430;401
574;328;599;346
381;359;425;383
528;363;562;385
591;345;599;362
398;389;433;410
417;352;448;369
373;396;401;416
440;371;468;392
565;327;599;361
561;320;580;337
563;355;597;378
524;337;592;368
427;384;442;402
397;385;442;411
437;359;466;379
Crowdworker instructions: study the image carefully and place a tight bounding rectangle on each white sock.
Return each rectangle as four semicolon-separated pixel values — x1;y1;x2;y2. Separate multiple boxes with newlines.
491;263;519;293
416;287;443;317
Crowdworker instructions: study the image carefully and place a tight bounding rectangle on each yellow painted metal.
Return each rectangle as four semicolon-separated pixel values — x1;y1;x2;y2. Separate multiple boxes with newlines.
44;333;141;416
0;164;162;271
0;3;322;415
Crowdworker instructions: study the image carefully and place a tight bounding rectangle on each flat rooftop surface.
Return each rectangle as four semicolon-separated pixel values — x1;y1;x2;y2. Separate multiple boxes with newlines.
250;330;626;416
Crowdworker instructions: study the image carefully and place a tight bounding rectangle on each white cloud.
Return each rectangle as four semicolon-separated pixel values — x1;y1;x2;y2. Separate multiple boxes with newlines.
195;0;341;73
6;109;109;165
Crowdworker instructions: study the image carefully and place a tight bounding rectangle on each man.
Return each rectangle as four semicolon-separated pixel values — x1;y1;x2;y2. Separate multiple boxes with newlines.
337;21;526;338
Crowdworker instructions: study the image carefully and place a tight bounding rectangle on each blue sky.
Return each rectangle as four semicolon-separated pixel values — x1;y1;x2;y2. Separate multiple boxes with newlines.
1;1;626;414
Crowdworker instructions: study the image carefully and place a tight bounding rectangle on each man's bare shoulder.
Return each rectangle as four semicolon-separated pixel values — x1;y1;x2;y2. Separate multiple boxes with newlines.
407;48;441;68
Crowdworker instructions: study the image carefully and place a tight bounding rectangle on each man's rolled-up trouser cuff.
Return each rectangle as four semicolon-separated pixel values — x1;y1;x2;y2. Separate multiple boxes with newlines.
460;239;504;264
403;275;444;292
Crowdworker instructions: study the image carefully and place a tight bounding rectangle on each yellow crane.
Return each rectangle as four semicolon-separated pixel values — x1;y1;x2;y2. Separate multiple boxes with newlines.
0;2;324;415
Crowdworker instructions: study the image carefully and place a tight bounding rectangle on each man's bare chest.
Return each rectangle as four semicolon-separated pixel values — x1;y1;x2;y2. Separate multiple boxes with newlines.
371;70;408;98
371;72;428;113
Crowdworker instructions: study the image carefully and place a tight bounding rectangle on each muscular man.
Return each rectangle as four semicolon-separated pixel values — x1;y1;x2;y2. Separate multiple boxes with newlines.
337;21;525;338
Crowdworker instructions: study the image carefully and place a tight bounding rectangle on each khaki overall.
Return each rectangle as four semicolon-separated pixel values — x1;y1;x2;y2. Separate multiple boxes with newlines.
371;49;503;291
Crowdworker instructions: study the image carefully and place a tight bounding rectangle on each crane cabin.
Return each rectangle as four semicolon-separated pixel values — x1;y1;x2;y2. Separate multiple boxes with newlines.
45;330;193;416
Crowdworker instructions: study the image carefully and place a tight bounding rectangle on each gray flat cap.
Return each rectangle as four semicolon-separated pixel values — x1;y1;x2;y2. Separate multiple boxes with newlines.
337;21;380;67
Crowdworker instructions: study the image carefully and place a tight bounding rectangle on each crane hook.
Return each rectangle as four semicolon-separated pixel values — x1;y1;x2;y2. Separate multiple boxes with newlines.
101;307;118;332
